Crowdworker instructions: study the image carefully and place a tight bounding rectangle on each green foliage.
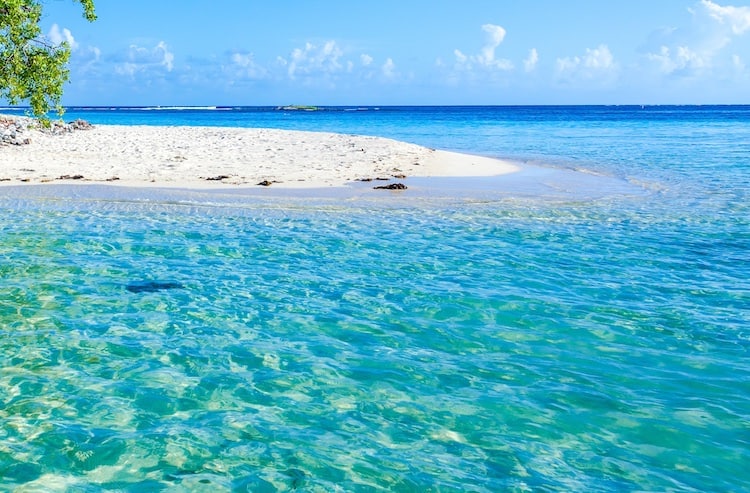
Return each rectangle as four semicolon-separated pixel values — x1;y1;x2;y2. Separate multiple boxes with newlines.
0;0;96;120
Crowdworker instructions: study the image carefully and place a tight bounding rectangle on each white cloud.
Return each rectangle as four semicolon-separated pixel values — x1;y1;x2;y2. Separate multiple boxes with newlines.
555;44;618;83
732;53;746;71
701;0;750;34
382;58;396;78
453;23;514;71
159;42;175;71
556;45;615;72
47;24;78;50
87;46;101;62
524;48;539;72
115;41;174;77
275;40;398;85
586;45;615;68
283;40;344;79
643;1;750;77
76;45;101;69
229;52;267;79
48;27;102;77
479;24;507;65
646;45;708;74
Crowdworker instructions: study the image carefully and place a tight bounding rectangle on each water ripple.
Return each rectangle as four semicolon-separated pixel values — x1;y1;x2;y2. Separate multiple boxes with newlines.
1;196;748;491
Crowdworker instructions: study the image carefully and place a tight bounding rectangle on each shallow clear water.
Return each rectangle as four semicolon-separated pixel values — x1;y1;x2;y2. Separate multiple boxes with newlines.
1;106;749;491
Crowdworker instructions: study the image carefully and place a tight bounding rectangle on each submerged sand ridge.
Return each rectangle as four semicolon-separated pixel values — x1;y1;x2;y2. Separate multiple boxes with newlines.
0;117;518;189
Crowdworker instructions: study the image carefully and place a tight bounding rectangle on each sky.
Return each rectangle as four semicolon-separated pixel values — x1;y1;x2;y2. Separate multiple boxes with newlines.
29;0;750;105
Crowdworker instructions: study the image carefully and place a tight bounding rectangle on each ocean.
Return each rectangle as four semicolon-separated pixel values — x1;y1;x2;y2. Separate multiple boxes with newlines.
1;106;748;491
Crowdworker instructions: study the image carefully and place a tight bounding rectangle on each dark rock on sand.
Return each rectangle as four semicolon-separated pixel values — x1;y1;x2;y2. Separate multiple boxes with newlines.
68;119;93;130
1;115;93;146
374;183;407;190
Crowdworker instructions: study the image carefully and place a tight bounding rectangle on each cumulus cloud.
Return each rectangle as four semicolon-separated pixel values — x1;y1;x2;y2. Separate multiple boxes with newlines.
643;0;750;77
47;24;78;50
557;45;615;71
524;48;539;72
281;40;344;79
275;40;400;86
229;52;267;79
453;23;514;71
84;46;101;62
555;44;618;84
115;41;174;77
646;45;708;75
732;54;746;71
159;43;175;71
701;0;750;34
46;25;103;77
479;24;507;65
382;58;396;78
75;45;102;71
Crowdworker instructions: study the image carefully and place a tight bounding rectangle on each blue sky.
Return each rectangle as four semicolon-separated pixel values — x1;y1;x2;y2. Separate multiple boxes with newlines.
33;0;750;105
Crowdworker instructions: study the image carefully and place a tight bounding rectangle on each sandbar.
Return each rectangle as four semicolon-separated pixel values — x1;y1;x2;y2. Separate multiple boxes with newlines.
1;121;519;190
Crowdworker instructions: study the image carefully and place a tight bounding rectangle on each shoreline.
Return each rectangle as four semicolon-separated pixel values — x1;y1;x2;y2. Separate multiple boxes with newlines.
0;118;519;191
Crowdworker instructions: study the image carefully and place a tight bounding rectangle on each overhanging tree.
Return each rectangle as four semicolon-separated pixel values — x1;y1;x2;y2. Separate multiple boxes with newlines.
1;0;96;119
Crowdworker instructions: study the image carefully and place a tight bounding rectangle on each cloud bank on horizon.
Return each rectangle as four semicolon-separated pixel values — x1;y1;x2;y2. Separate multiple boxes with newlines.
33;0;750;105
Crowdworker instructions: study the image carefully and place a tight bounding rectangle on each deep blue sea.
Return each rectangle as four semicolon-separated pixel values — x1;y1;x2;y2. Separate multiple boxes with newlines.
1;106;748;491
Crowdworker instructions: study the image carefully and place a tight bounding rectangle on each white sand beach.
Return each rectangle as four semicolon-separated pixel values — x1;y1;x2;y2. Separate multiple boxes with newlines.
0;121;519;189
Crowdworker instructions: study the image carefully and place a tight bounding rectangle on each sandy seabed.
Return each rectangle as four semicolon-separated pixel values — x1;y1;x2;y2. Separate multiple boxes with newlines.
0;123;518;190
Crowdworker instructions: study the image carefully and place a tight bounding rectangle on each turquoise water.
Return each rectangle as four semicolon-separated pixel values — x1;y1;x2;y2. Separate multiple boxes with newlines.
1;106;749;491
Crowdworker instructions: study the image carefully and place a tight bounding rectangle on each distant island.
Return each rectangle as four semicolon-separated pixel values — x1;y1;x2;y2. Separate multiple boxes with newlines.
276;105;321;111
